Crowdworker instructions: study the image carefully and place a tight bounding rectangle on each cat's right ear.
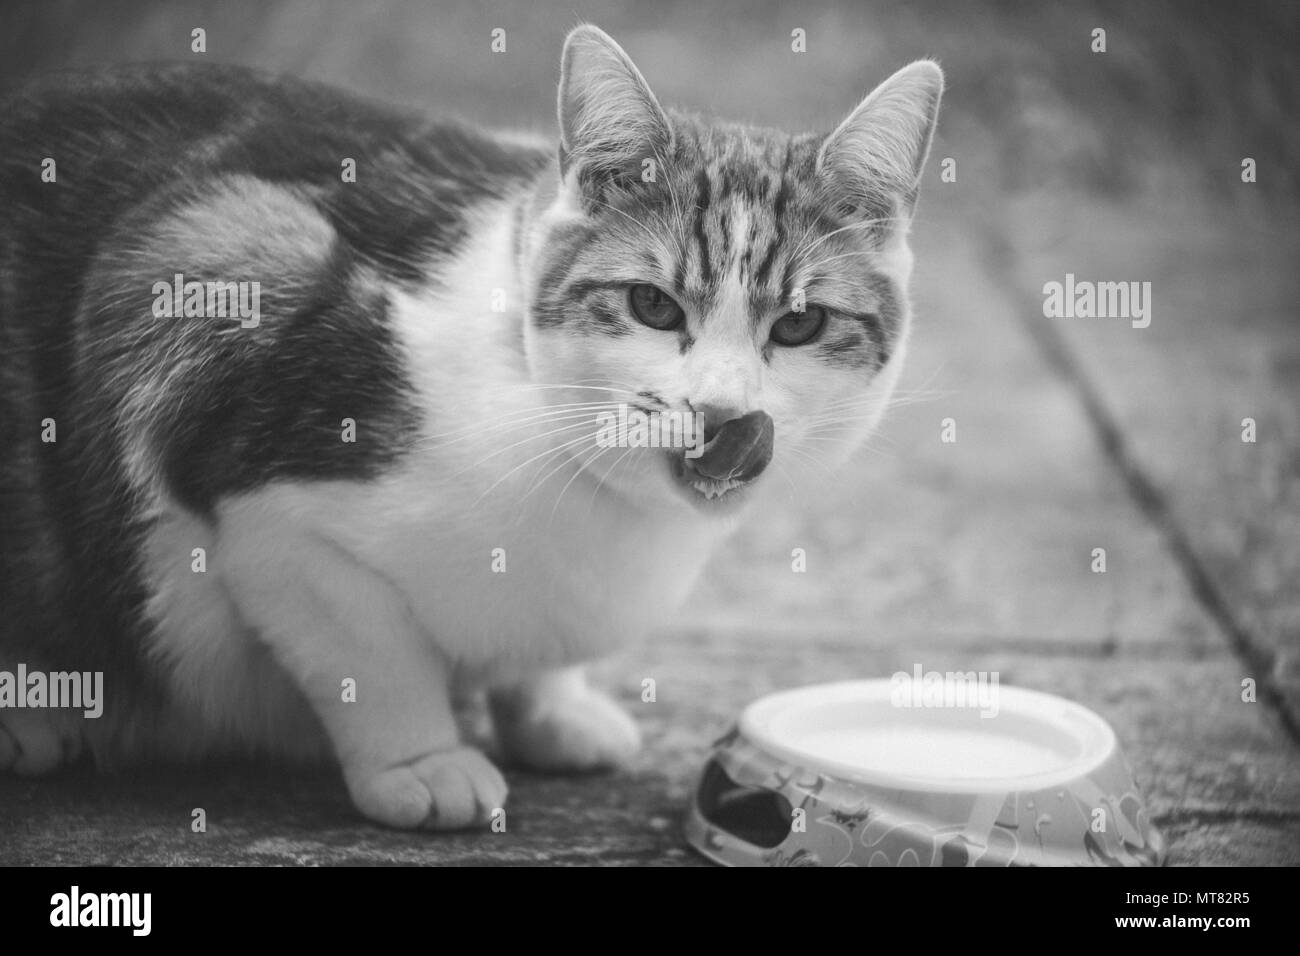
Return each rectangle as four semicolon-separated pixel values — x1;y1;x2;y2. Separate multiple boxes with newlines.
557;25;672;191
818;60;945;224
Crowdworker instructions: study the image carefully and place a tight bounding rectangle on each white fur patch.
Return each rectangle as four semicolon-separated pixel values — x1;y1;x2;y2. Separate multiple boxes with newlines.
139;498;328;760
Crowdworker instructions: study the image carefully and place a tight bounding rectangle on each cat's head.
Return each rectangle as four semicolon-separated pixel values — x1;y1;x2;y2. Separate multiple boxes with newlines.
522;25;942;515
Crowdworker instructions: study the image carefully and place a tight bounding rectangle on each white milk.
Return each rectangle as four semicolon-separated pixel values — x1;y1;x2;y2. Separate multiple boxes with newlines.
795;724;1070;781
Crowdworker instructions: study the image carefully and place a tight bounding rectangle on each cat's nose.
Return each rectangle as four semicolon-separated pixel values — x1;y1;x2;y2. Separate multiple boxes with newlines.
690;408;774;482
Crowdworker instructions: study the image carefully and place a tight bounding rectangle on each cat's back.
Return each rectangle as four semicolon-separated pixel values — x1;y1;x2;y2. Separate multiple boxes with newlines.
0;62;550;285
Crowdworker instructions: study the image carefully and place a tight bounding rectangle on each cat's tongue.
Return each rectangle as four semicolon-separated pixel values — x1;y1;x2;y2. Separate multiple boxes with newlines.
690;410;774;483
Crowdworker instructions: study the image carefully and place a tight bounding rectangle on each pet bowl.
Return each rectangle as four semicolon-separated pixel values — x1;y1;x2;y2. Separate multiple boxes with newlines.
684;679;1166;866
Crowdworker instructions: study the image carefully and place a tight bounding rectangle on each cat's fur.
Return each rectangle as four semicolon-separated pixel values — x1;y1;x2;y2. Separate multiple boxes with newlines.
0;27;942;828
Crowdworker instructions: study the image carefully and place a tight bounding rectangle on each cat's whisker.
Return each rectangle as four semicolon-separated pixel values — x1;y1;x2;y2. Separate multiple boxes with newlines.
812;394;878;411
417;410;613;453
786;216;825;269
518;426;609;505
453;416;609;482
880;394;944;411
584;443;640;518
797;249;877;278
807;386;949;421
651;143;691;258
548;439;622;520
784;441;838;480
800;412;886;431
470;390;647;509
473;427;607;508
816;392;951;420
802;417;899;442
878;364;952;405
798;422;899;460
406;406;620;454
571;379;644;393
514;383;635;394
800;407;884;426
801;432;866;446
883;386;952;403
830;435;899;462
411;401;621;446
789;216;912;266
584;196;675;261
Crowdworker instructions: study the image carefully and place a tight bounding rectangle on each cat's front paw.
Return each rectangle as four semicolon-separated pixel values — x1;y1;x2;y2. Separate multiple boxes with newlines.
494;689;641;772
347;746;507;830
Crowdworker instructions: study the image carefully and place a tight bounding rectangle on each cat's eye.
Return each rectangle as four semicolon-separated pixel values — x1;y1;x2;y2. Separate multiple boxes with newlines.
628;284;685;331
770;306;827;346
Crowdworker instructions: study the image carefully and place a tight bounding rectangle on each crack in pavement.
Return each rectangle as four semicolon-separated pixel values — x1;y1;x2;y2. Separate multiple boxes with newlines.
980;226;1300;748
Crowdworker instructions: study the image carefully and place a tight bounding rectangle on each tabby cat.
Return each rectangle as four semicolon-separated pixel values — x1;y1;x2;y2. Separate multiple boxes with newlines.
0;26;942;828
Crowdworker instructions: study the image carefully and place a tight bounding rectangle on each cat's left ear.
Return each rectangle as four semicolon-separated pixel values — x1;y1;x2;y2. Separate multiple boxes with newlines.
818;60;945;224
556;25;673;190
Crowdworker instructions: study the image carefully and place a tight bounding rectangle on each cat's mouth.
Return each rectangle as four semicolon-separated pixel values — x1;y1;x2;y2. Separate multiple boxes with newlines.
669;454;754;507
670;454;749;496
668;410;775;509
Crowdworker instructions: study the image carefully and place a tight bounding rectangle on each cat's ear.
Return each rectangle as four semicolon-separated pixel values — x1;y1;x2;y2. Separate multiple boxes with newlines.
556;25;672;189
818;60;944;224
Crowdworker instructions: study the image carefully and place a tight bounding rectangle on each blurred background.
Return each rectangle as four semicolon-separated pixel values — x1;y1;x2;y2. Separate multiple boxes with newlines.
0;0;1296;864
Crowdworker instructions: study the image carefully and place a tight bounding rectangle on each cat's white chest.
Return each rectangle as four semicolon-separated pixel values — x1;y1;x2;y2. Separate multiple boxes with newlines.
352;470;716;677
320;287;721;676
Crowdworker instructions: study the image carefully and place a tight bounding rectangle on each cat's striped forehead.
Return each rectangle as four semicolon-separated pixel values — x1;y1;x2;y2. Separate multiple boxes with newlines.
536;113;903;369
665;120;826;314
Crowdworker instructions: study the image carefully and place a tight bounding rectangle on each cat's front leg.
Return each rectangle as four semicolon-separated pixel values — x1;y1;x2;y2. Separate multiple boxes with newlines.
490;667;641;772
218;516;505;830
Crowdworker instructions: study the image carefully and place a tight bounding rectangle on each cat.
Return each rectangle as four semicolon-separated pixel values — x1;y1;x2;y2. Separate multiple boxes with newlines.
0;25;943;829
